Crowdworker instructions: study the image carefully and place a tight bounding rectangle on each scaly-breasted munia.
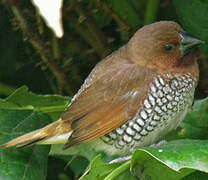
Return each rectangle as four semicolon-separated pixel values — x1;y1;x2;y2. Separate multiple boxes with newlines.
0;21;203;155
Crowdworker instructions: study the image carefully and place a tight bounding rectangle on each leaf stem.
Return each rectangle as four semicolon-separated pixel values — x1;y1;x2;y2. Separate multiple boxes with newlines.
104;160;131;180
37;105;68;113
71;0;112;58
97;0;131;33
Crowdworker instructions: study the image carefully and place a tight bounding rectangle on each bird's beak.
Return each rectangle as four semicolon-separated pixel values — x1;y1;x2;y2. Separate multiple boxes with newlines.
179;32;204;57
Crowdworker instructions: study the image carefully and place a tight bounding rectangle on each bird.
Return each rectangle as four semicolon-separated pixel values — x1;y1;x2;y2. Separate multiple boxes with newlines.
0;21;203;156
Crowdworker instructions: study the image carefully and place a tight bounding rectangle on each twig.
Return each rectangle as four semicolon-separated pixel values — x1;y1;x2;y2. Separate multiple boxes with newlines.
3;0;74;96
144;0;160;25
52;35;61;60
67;16;101;55
97;0;131;33
72;0;112;57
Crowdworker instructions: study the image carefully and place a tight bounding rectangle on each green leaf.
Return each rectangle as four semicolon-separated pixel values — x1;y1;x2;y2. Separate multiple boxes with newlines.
51;154;89;176
92;9;112;28
166;98;208;140
111;0;141;28
173;0;208;55
0;109;51;180
77;140;208;180
80;155;131;180
69;156;89;175
5;86;70;120
0;98;19;108
182;171;208;180
50;143;98;161
131;139;208;180
183;98;208;128
0;86;71;180
179;98;208;139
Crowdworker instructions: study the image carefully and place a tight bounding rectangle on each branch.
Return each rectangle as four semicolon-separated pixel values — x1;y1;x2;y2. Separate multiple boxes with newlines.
72;0;112;57
3;0;74;95
97;0;132;33
66;16;101;55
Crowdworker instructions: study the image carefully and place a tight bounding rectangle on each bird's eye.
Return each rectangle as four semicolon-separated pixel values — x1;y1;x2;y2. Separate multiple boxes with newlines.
163;44;176;53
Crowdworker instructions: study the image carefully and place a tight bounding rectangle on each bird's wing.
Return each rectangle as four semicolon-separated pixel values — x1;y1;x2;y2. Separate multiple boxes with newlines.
61;59;156;148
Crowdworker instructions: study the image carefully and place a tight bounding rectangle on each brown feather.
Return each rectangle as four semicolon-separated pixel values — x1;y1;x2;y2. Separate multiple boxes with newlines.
0;119;71;148
61;50;157;148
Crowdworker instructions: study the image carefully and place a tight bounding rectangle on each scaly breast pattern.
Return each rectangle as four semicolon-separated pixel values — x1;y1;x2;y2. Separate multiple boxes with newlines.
100;73;197;152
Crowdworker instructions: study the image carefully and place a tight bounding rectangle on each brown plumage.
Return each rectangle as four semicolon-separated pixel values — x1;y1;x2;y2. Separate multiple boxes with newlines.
0;21;203;155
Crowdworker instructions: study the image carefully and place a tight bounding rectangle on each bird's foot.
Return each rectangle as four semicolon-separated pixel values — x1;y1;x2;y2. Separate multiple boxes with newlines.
109;155;132;164
150;139;167;147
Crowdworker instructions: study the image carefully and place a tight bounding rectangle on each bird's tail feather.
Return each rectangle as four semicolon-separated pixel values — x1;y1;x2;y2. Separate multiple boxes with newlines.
0;118;71;148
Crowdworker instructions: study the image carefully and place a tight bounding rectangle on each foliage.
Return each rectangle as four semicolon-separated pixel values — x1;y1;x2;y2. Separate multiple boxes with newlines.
173;0;208;55
1;87;208;179
0;0;208;179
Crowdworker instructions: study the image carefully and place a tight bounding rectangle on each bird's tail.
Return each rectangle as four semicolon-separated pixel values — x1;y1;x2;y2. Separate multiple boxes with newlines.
0;119;72;148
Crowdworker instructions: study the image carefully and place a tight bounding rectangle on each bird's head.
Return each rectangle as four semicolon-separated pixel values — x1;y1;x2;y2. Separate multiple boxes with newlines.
127;21;203;74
